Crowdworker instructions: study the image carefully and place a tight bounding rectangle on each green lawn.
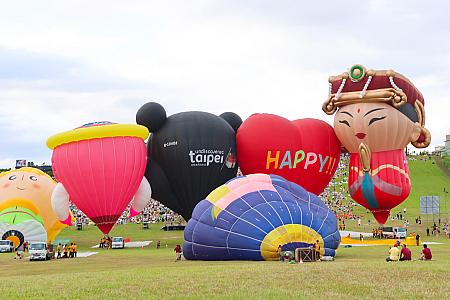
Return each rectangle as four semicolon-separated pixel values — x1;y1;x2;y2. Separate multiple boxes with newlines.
1;222;449;299
0;156;449;299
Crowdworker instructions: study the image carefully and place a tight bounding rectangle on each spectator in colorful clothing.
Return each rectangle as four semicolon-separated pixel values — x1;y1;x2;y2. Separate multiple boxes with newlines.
386;245;400;262
419;244;432;260
399;244;411;261
174;244;182;261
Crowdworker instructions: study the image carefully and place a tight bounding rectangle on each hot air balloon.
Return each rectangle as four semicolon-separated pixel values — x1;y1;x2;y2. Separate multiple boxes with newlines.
136;102;242;220
323;64;431;224
0;198;47;249
0;167;69;242
47;121;152;234
237;115;341;195
183;174;340;260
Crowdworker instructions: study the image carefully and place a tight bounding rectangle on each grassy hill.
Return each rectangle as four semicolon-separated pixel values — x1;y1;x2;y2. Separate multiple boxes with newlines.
403;157;450;218
328;156;450;229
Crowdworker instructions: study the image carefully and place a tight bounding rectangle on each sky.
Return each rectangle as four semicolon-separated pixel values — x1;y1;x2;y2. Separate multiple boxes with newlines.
1;0;449;168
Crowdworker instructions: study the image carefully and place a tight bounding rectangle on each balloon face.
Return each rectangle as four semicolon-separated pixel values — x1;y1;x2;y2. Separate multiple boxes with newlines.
237;114;341;195
324;65;431;224
137;103;242;220
333;103;421;153
47;122;149;234
183;174;340;260
0;168;67;241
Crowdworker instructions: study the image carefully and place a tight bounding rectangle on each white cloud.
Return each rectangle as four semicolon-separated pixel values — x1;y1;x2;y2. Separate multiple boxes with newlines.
0;1;449;167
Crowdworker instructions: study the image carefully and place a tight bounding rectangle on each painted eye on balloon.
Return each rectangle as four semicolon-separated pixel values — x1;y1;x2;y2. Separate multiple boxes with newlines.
339;120;351;127
9;175;17;180
368;116;386;126
29;176;38;181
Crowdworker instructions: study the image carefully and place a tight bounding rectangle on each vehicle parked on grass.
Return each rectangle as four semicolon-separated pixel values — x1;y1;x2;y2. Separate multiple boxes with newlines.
382;227;407;239
111;237;125;249
0;240;14;253
29;242;51;261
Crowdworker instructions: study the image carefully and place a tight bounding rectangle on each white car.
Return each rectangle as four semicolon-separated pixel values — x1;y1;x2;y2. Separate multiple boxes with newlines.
0;240;14;253
111;237;125;249
29;242;51;261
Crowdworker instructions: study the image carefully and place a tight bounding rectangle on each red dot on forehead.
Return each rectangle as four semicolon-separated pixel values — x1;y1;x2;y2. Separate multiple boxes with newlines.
357;108;361;113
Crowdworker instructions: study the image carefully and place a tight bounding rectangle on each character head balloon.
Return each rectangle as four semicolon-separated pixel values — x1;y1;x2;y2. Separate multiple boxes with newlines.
0;167;68;242
136;102;242;220
323;64;431;224
47;121;152;234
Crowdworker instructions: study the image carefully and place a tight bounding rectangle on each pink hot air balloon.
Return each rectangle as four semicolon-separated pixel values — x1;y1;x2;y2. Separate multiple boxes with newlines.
47;121;152;234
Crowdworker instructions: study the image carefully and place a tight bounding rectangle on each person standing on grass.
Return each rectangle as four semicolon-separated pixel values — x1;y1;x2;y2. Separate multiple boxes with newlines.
277;245;283;261
63;244;68;258
174;244;182;261
415;233;420;246
314;240;321;260
386;245;400;262
426;227;430;236
69;243;74;258
419;244;432;260
73;243;78;258
399;244;411;261
56;243;61;259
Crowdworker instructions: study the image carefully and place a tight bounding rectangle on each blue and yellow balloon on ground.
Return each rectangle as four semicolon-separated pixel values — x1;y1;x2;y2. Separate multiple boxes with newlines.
183;174;340;260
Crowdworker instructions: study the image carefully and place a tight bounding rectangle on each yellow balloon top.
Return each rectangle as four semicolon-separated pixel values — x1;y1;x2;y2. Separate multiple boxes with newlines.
46;122;149;150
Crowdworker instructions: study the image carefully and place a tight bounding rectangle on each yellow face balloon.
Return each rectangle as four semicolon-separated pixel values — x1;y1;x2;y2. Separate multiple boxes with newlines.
0;167;68;241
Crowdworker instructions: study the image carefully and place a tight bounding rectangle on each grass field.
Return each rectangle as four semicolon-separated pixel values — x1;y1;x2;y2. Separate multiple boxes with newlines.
0;157;449;299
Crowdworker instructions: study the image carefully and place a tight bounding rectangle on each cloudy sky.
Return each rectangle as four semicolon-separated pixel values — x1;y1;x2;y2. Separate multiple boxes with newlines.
1;0;449;168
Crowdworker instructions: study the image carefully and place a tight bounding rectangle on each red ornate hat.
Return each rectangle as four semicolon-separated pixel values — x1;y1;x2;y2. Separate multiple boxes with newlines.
322;64;430;148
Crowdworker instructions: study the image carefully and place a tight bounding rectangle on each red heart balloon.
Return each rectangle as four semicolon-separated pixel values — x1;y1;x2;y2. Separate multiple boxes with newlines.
237;114;341;195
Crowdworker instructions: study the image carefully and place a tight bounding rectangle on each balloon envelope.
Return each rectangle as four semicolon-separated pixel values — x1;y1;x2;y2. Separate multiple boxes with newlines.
47;122;149;234
0;167;68;241
183;174;340;260
0;198;47;249
137;103;241;220
237;114;341;195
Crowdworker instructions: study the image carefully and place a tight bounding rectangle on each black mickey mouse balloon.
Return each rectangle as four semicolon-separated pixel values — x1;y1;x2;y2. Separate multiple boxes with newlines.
136;102;242;220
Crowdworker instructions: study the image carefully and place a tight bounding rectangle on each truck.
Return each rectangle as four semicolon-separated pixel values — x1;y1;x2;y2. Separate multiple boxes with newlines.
111;237;125;249
382;226;407;239
29;242;52;261
0;240;14;253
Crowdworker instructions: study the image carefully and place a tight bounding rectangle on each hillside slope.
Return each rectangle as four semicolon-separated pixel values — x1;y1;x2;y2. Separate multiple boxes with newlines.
402;157;450;217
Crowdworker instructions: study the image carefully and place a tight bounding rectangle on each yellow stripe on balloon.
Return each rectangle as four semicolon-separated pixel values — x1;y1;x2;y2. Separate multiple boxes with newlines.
260;224;324;261
206;185;232;219
46;124;149;149
0;198;41;217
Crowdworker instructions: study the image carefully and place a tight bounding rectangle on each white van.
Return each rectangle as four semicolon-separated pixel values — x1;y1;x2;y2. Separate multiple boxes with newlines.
111;237;125;249
29;242;51;261
0;240;14;253
382;227;407;239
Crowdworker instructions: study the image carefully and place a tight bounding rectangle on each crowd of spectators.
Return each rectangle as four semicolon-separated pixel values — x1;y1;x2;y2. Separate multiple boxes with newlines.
71;198;184;227
320;154;358;220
